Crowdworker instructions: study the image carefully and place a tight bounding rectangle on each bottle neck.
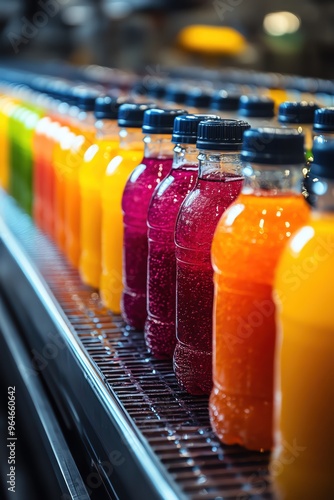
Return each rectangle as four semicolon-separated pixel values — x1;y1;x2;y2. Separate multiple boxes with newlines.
241;162;304;196
198;150;243;180
313;178;334;214
172;144;199;169
95;119;119;140
144;134;174;159
119;127;143;150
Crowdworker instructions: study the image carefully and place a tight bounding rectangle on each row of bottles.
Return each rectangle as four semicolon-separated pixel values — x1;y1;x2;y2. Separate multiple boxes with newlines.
0;72;333;499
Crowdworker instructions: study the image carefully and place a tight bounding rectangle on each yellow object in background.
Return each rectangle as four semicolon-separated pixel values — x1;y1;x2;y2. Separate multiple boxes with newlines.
178;25;246;56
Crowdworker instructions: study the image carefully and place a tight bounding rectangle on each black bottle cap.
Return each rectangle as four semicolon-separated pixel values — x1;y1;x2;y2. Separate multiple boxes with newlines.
196;119;251;151
310;136;334;179
172;114;220;144
49;80;74;104
95;96;130;120
210;90;241;111
131;82;148;96
145;80;166;99
278;101;319;124
185;88;212;109
118;103;156;128
165;85;188;105
142;108;188;134
72;86;100;111
239;96;275;118
313;107;334;133
241;128;305;165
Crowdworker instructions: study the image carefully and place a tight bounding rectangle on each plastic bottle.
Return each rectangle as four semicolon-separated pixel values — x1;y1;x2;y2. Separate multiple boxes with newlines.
271;136;334;499
32;90;55;231
306;107;334;206
121;108;187;329
185;88;212;114
9;86;43;214
145;114;220;358
210;128;310;451
79;96;122;288
165;85;189;108
278;101;319;160
100;103;154;313
238;95;275;128
53;83;80;251
174;119;250;395
63;88;100;268
0;90;18;191
210;90;241;119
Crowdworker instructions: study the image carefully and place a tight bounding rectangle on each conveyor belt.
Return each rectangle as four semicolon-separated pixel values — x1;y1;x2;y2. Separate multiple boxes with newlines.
0;190;272;500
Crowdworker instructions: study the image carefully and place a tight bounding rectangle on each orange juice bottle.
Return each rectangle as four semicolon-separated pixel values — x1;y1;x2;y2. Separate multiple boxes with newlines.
271;136;334;499
45;80;76;240
100;103;153;313
47;82;72;244
79;96;122;288
54;126;76;251
63;88;99;267
210;128;310;451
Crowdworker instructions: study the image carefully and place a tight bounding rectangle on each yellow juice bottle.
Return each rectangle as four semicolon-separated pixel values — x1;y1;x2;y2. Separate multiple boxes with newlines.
79;97;121;288
272;136;334;499
100;103;152;313
0;93;18;191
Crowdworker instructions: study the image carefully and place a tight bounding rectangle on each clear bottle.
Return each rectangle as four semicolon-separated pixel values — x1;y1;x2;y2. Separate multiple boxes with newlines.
79;96;122;288
271;136;334;499
121;108;187;329
164;84;189;108
145;113;220;359
278;100;319;160
306;107;334;206
210;90;241;120
63;87;100;268
238;95;276;128
174;119;250;395
184;88;213;114
100;103;154;313
210;128;310;451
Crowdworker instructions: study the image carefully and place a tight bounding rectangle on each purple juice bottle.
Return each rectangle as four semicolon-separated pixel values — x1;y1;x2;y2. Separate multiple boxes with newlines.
145;114;220;358
173;119;250;395
121;108;187;330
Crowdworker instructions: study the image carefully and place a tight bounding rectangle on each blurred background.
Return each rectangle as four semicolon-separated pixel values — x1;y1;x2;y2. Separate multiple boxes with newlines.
0;0;333;78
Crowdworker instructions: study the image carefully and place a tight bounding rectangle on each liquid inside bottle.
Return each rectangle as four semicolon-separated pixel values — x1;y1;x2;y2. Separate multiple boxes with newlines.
173;119;250;395
209;128;310;451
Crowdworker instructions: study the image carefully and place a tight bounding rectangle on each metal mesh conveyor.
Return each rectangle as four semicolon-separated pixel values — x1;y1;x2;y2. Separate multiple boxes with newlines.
0;190;272;500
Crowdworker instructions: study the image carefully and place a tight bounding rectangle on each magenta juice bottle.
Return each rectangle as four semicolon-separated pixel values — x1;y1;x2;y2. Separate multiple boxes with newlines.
121;108;187;330
145;114;220;358
173;119;250;395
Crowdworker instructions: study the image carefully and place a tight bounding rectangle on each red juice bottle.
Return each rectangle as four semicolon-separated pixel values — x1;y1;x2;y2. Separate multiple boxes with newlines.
145;114;220;358
121;108;187;330
173;119;250;395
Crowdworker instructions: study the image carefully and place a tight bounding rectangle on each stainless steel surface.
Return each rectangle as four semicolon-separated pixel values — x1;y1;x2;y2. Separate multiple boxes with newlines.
0;298;91;500
0;190;273;499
